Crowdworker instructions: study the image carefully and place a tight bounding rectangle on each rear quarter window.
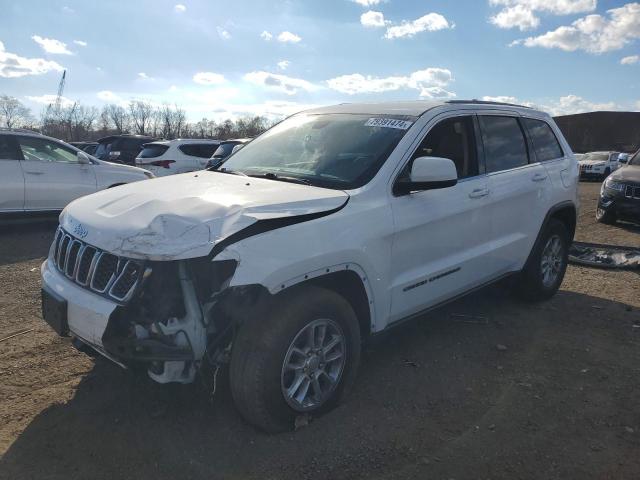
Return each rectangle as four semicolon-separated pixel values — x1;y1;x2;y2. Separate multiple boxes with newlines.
522;118;564;162
179;144;218;158
139;144;169;158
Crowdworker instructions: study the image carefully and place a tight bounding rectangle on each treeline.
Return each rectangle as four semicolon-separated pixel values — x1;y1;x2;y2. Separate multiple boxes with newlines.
0;94;274;142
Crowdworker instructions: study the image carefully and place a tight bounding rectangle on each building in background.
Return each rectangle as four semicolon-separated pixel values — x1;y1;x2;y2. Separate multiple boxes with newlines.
553;111;640;154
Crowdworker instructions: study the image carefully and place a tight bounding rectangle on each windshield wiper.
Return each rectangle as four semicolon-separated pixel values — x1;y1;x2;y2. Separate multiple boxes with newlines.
249;172;313;186
216;167;248;177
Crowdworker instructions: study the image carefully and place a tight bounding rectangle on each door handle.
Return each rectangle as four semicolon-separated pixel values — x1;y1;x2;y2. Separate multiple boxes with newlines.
468;188;490;199
24;171;44;175
532;173;548;182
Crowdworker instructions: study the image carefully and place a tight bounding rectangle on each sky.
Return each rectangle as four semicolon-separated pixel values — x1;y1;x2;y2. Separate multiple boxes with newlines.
1;0;639;121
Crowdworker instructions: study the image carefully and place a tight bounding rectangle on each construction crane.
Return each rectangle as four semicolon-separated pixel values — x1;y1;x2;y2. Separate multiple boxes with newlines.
45;70;66;122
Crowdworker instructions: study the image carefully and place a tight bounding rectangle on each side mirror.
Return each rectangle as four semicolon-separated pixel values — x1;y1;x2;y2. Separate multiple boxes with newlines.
231;144;244;154
77;151;91;164
394;156;458;195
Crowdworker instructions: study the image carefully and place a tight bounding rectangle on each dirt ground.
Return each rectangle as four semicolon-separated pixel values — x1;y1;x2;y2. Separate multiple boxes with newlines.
1;182;639;480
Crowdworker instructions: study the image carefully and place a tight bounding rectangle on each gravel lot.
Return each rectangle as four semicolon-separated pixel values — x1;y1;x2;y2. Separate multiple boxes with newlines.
1;182;639;480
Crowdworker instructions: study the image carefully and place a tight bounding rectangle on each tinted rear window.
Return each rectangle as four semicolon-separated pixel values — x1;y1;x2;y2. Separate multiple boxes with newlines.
139;144;170;158
179;143;218;158
479;116;529;173
523;118;563;162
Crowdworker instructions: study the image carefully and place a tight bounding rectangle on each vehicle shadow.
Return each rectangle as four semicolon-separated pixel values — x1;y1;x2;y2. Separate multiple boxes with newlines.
2;285;640;480
0;216;58;266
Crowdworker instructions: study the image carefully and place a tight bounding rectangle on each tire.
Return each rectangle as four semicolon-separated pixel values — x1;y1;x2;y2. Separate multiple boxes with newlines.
229;285;361;433
595;205;616;225
517;219;569;301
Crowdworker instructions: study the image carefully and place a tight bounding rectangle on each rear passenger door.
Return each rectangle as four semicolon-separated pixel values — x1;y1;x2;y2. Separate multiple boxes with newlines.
0;135;25;212
479;114;552;274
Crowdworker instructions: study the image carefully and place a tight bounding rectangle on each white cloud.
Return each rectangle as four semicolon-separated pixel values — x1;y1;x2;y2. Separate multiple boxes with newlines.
481;95;536;107
351;0;382;6
621;55;639;65
544;94;617;116
361;11;386;28
260;30;273;41
277;31;302;43
138;72;150;79
193;71;226;85
244;71;319;95
174;4;186;13
490;5;540;30
513;3;640;54
25;94;75;108
277;60;290;70
217;27;231;40
73;40;87;47
0;41;64;78
327;67;455;98
62;6;74;13
169;85;178;92
384;13;452;39
32;35;73;55
489;1;596;31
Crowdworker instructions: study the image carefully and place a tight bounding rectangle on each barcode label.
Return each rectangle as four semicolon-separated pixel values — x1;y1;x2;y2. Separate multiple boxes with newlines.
364;118;413;130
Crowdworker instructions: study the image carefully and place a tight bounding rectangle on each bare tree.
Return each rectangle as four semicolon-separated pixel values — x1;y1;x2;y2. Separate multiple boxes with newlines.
106;104;129;134
128;100;154;135
0;95;33;128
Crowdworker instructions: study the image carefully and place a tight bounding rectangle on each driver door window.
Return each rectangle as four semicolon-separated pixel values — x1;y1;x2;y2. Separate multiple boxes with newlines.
18;136;79;163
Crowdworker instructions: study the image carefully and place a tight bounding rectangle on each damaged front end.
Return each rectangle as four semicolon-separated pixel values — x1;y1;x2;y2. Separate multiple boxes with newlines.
100;256;266;384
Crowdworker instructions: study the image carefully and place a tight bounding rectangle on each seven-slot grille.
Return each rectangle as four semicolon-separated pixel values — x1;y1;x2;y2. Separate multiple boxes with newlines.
51;228;145;303
625;185;640;200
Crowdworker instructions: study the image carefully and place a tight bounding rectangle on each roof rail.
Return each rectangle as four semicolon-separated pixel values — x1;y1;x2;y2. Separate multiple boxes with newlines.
446;99;532;109
0;127;42;134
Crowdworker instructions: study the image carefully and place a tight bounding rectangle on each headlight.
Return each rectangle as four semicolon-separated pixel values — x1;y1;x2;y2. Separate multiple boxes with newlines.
604;177;624;192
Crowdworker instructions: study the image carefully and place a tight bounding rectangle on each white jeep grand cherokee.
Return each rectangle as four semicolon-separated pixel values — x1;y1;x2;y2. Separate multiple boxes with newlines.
41;100;578;432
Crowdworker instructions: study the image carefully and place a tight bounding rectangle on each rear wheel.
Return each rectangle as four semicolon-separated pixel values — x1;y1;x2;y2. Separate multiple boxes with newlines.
229;285;361;432
517;219;569;301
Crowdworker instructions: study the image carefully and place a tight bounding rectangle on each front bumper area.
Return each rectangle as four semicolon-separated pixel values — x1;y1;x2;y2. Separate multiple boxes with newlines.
41;258;125;366
598;193;640;223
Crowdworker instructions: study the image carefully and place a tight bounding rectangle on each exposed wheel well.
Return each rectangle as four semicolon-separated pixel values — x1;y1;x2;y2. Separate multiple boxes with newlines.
305;270;372;339
549;204;576;242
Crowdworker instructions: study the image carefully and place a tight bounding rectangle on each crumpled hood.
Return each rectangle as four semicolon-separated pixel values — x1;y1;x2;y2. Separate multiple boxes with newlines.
60;171;349;260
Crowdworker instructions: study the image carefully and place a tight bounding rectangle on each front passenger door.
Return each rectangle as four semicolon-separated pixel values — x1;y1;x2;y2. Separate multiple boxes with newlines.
388;114;495;323
17;136;97;211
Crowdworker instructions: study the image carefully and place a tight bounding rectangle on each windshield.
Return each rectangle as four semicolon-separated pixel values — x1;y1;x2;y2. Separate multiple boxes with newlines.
218;113;415;189
212;142;237;159
582;153;608;162
94;141;112;160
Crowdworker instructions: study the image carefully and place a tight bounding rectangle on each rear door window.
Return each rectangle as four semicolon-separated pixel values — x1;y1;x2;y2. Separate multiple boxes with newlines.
179;144;218;158
139;144;169;158
479;116;529;173
522;118;564;162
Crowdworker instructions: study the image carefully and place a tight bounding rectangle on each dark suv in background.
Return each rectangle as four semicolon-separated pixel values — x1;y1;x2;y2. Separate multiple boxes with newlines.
206;138;251;169
95;134;156;165
597;149;640;225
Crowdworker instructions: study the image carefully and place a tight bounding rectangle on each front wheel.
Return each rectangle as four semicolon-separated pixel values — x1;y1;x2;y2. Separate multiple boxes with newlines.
229;285;361;432
517;219;569;301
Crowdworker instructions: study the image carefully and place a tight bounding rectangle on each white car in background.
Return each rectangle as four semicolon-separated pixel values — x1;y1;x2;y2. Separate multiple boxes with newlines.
0;129;153;214
135;139;220;176
578;151;621;180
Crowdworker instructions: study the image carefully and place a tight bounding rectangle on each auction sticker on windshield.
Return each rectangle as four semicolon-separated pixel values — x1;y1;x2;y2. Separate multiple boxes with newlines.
365;118;413;130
